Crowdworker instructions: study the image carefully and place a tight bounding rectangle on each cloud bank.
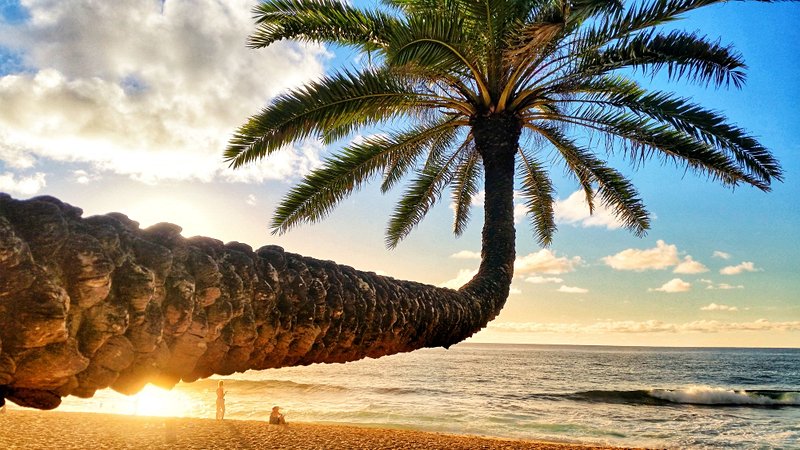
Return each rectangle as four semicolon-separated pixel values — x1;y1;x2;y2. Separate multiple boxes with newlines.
489;319;800;334
713;251;732;260
515;249;582;275
525;276;564;284
557;285;589;294
603;240;679;271
0;0;328;186
720;261;760;275
441;248;582;289
650;278;692;293
553;190;625;230
0;171;46;195
701;303;739;312
673;256;709;274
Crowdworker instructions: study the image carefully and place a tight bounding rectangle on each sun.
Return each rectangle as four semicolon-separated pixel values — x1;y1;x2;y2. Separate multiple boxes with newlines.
129;385;196;418
124;195;215;239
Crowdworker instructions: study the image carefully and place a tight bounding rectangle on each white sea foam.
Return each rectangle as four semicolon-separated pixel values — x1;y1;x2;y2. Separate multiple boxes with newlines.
650;386;800;406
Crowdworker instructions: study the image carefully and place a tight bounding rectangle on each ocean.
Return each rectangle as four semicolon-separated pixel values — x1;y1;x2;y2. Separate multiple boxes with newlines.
56;343;800;449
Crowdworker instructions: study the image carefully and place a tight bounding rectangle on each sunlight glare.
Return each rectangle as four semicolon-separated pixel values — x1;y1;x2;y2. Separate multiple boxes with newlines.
130;385;194;418
125;196;215;238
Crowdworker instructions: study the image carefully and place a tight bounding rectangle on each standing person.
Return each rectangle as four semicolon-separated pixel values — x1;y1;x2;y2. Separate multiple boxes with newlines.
215;380;225;420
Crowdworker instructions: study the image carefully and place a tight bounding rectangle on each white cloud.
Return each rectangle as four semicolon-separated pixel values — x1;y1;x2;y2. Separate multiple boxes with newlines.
603;240;679;271
701;303;739;312
557;285;588;294
673;256;708;274
439;269;477;289
0;171;46;195
720;261;761;275
0;0;329;184
515;249;582;275
0;135;37;168
245;194;257;206
707;283;744;290
451;250;481;259
713;251;732;260
525;276;564;284
72;169;100;185
513;201;528;224
489;318;800;334
553;190;625;230
74;170;90;185
509;287;522;295
471;191;485;207
651;278;691;293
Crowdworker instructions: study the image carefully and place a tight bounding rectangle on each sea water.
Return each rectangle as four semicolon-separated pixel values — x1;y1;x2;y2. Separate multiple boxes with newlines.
57;344;800;448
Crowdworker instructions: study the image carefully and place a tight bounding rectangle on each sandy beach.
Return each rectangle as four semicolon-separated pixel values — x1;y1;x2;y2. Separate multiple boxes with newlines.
0;410;635;449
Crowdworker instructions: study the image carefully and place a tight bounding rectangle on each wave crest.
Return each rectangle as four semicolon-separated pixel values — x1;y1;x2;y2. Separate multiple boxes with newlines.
650;387;800;406
563;387;799;407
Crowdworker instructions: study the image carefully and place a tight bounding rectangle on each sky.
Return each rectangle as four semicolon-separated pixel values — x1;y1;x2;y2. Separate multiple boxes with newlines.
0;0;798;348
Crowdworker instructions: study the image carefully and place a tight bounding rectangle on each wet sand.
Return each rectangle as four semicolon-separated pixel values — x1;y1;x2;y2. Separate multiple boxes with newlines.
0;409;639;449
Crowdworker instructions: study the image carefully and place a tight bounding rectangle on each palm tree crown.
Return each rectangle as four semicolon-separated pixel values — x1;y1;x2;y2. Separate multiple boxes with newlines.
225;0;781;258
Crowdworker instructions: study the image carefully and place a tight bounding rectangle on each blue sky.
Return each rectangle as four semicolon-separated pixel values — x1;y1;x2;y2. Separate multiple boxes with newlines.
1;0;798;347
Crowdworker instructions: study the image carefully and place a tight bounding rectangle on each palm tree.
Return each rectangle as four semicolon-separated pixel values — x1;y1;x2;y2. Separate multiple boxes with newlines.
226;0;781;310
0;0;786;410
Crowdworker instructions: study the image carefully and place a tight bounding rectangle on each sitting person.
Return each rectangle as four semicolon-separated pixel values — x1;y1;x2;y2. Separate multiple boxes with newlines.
269;406;286;425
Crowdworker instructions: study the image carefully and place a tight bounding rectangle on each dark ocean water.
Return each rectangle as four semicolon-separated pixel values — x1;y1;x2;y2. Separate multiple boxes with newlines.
58;343;800;448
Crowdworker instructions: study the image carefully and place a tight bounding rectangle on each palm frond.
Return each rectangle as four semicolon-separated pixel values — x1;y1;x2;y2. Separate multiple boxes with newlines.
380;119;464;192
271;124;460;234
569;0;625;21
225;68;417;169
541;109;770;190
386;147;463;247
450;137;479;236
580;30;747;88
249;0;399;50
531;123;650;235
517;147;557;246
556;78;782;183
589;0;730;44
504;21;565;67
386;12;491;105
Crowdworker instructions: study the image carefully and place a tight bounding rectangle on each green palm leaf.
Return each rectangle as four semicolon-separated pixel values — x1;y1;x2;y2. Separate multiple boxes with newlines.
272;122;457;234
581;30;747;88
450;137;480;236
559;78;781;183
386;147;464;247
249;0;398;50
380;119;464;192
517;147;557;246
547;108;768;190
225;68;418;169
532;123;650;235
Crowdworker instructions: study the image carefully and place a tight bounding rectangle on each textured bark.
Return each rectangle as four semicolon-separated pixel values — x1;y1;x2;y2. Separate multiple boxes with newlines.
0;191;511;410
464;111;522;303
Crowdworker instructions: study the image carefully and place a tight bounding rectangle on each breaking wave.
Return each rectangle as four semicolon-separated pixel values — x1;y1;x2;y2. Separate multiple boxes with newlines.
564;387;800;407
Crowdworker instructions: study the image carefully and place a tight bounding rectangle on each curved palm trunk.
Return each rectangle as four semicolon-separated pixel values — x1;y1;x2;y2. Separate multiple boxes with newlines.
462;112;522;312
0;178;517;409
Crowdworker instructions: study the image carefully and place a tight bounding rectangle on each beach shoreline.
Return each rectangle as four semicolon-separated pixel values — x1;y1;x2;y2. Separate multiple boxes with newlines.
0;409;637;449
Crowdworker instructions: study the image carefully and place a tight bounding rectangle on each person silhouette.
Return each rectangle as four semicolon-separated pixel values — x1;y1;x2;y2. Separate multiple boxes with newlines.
269;406;286;425
215;380;225;420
